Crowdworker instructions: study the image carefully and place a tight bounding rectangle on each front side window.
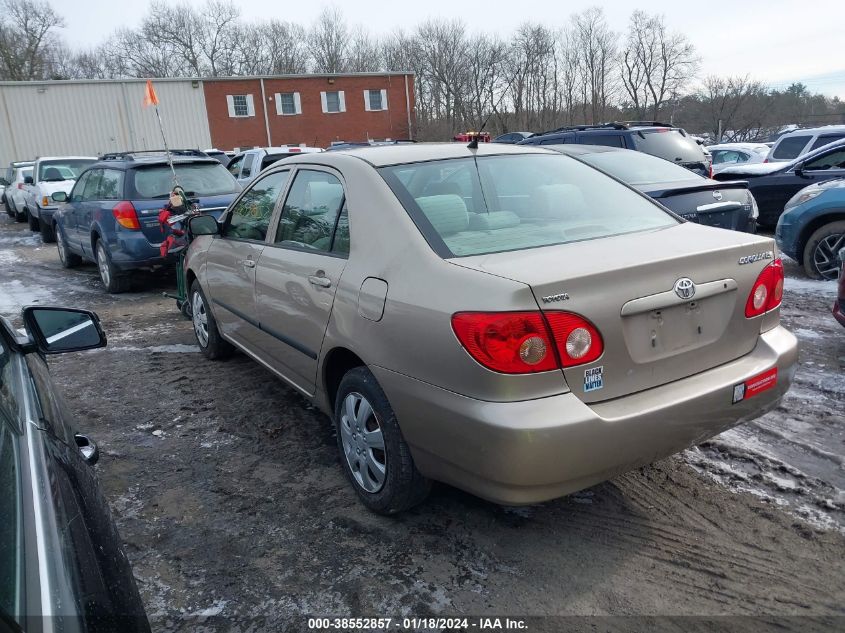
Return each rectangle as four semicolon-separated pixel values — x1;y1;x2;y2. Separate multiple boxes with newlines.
809;134;845;151
38;159;95;182
275;170;346;253
224;170;290;241
130;163;240;199
241;153;255;178
227;155;244;177
82;169;103;201
772;135;810;160
70;171;89;201
803;149;845;171
380;154;677;258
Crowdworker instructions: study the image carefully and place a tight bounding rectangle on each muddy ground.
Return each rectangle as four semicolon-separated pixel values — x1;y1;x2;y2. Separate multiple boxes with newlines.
1;212;843;632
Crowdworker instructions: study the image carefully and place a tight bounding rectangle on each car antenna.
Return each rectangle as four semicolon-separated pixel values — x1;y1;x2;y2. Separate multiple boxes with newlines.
468;66;521;150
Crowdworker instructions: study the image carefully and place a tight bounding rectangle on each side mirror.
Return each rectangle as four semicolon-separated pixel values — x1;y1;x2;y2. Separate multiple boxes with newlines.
24;175;33;185
52;191;68;202
0;177;9;186
75;433;99;466
794;162;805;177
22;307;107;354
188;214;220;237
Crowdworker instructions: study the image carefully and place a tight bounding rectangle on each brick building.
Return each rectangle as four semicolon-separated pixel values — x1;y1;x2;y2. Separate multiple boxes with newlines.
0;72;415;167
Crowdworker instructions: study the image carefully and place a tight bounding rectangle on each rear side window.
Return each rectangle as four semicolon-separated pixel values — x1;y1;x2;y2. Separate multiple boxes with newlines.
632;130;705;163
130;163;239;199
97;169;124;200
809;134;845;151
580;134;625;148
772;135;810;159
381;155;677;258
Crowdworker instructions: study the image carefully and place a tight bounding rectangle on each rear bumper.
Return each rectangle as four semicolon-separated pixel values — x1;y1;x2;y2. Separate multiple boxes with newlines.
834;299;845;327
372;325;798;505
106;233;172;272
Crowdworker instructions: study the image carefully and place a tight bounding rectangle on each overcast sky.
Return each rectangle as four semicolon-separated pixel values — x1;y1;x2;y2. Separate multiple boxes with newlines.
54;0;845;98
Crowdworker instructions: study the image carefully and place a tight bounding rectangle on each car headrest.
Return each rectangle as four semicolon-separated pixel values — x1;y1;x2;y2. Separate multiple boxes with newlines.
306;181;344;215
468;211;520;231
529;184;589;219
423;181;463;197
43;167;64;181
415;194;469;236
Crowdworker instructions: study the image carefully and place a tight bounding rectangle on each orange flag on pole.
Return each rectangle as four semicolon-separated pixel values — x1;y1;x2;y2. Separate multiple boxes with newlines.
143;79;159;107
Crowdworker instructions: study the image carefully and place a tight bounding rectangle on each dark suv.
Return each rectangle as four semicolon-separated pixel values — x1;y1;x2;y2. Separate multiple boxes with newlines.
52;150;240;293
519;122;711;177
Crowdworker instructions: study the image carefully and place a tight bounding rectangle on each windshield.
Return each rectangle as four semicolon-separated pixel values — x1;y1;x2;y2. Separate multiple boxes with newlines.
632;130;705;164
578;150;700;185
380;154;677;258
130;162;240;199
38;159;94;182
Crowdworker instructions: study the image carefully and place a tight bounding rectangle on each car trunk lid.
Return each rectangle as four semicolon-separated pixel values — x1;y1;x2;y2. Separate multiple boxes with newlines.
132;194;233;245
451;223;777;403
647;180;753;231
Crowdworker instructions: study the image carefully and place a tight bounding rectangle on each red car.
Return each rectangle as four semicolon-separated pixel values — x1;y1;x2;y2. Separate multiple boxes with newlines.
834;247;845;327
453;131;491;143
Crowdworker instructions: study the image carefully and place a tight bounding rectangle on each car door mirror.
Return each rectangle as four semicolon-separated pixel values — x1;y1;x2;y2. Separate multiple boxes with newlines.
23;175;33;185
51;191;68;202
188;214;220;237
75;433;99;466
22;307;107;354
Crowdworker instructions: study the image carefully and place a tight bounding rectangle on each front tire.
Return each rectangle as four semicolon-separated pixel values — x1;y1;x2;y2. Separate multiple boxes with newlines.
95;239;130;293
334;367;430;514
190;280;233;360
803;220;845;280
27;209;39;232
39;217;55;243
56;225;82;268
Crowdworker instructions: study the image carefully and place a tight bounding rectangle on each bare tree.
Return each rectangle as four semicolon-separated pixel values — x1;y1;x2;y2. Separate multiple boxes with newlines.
347;26;382;72
0;0;65;80
620;10;698;120
572;7;616;124
310;7;350;73
697;75;770;141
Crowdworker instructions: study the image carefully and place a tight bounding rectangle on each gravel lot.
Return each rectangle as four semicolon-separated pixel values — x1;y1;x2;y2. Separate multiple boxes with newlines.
1;212;843;631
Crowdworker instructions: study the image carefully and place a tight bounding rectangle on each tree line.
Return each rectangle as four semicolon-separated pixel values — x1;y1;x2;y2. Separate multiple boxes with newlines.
1;0;842;141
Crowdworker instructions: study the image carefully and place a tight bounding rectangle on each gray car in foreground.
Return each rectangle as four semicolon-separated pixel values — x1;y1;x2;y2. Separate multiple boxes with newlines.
183;143;797;514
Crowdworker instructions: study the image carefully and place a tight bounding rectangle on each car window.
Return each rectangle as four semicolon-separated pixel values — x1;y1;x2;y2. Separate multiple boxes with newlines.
227;155;244;177
70;171;89;201
772;135;810;160
241;153;256;179
577;150;699;185
96;169;124;201
632;130;705;163
19;168;32;182
809;134;845;151
38;159;95;181
275;170;346;253
224;170;290;241
380;154;677;258
261;154;294;170
803;149;845;171
82;169;103;201
25;355;76;447
581;134;625;148
130;162;240;199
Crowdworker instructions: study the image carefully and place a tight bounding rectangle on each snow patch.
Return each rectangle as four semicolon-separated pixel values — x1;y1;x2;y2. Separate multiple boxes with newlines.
0;279;55;318
784;276;837;297
100;344;199;354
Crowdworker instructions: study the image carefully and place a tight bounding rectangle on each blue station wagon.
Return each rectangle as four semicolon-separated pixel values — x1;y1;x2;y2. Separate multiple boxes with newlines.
52;150;240;293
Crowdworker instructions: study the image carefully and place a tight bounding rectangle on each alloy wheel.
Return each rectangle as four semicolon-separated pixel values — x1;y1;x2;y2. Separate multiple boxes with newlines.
192;291;209;347
812;233;845;280
339;392;387;493
56;229;67;265
96;242;110;287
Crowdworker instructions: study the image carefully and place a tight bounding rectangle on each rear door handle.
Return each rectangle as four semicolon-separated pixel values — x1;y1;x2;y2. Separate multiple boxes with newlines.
239;259;255;269
308;275;331;288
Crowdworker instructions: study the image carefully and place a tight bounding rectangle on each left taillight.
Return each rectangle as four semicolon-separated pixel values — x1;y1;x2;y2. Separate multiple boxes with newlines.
745;259;784;318
112;201;140;230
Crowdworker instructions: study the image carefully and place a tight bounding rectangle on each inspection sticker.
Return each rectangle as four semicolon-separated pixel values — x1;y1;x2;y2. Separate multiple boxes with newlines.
584;366;604;392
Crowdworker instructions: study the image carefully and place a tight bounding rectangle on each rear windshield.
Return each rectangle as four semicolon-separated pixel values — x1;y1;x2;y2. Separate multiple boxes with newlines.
632;130;705;164
261;154;295;170
772;135;810;159
130;162;240;199
38;159;95;182
380;154;677;257
578;150;700;185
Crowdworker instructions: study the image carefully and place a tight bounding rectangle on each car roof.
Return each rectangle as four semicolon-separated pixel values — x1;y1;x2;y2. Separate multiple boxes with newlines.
36;156;97;162
89;156;220;170
536;144;626;156
298;142;554;167
707;143;768;151
777;125;845;139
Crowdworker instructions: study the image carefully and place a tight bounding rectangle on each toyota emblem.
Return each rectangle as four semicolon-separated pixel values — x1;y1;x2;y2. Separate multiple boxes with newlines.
674;277;696;300
712;190;723;201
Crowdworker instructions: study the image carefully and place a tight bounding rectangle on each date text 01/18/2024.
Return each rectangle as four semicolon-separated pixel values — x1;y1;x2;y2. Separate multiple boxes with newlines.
307;617;528;630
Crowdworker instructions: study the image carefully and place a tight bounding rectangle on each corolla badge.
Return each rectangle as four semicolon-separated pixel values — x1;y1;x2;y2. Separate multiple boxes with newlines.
674;277;696;300
712;190;723;201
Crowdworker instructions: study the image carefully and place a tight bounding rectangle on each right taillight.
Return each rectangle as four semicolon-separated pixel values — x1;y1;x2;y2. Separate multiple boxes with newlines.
745;259;784;318
451;310;603;374
112;201;140;230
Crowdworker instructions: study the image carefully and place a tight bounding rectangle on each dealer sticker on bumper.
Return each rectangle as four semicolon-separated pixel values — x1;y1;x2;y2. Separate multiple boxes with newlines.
732;368;777;404
584;366;604;392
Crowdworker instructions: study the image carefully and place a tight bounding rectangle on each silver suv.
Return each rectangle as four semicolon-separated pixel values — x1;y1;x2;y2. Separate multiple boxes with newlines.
768;125;845;163
184;143;797;514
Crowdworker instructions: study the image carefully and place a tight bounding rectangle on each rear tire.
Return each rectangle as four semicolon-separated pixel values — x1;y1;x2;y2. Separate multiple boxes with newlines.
27;209;39;232
803;220;845;281
39;217;55;243
56;225;82;268
95;239;130;293
334;367;430;514
189;280;233;360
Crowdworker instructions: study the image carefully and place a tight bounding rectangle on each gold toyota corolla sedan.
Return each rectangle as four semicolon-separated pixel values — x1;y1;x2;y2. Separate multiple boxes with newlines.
183;143;797;514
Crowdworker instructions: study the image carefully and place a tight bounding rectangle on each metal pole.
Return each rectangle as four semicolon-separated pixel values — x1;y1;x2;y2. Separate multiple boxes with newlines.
154;104;178;187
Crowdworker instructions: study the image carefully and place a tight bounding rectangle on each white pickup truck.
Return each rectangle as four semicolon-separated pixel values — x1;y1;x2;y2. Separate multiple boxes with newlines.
23;156;96;242
227;146;323;187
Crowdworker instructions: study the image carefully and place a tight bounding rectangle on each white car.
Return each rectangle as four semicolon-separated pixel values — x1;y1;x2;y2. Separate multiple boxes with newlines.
707;143;770;175
22;156;96;241
227;146;323;187
4;163;34;222
767;125;845;163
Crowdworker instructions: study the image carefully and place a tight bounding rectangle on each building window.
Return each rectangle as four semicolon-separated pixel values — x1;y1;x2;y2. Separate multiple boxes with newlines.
275;92;301;116
321;90;346;114
227;94;254;118
364;89;388;111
